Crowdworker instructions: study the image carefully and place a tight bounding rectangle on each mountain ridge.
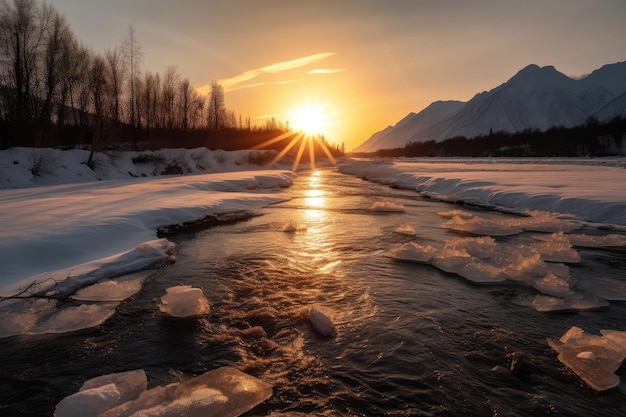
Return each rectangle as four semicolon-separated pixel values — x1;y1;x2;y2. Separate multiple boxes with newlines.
355;61;626;152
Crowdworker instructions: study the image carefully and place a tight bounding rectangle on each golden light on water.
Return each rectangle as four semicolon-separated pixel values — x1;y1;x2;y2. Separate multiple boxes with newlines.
303;171;327;222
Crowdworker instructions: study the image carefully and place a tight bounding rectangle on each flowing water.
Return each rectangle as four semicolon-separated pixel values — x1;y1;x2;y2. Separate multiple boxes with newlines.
1;169;626;416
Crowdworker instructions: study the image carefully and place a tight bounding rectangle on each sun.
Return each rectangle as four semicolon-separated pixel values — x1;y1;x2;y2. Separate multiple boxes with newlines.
289;104;328;136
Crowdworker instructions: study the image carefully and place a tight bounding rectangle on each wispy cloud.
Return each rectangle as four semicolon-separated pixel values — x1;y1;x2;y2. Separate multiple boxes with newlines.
307;68;346;74
196;52;336;94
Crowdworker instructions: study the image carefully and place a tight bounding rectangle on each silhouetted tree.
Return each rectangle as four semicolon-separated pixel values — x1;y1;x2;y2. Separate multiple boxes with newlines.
207;80;225;130
121;25;143;128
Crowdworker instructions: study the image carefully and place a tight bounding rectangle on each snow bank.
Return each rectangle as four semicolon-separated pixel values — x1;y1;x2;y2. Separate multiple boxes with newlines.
0;166;294;295
0;147;288;189
340;159;626;226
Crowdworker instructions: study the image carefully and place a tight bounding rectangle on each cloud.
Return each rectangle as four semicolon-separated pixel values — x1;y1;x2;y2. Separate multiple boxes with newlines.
307;68;346;74
195;52;336;94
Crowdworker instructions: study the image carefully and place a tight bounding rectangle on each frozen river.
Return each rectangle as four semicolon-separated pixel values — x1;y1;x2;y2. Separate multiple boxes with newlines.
1;168;626;416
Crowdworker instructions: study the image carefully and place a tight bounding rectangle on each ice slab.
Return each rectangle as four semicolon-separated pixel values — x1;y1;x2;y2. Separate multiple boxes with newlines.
393;224;416;235
80;370;147;405
519;211;579;233
548;326;626;391
568;233;626;249
531;294;609;313
54;383;121;417
444;236;496;259
0;299;56;338
444;214;523;236
30;302;119;335
370;201;405;212
388;242;438;264
71;271;149;302
159;285;210;318
57;367;272;417
574;276;626;301
308;304;336;337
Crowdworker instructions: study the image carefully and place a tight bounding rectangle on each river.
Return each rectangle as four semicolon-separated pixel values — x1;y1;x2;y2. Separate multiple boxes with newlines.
1;169;625;416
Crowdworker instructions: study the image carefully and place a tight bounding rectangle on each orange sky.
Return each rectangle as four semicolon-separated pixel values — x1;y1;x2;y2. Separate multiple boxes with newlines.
50;0;626;150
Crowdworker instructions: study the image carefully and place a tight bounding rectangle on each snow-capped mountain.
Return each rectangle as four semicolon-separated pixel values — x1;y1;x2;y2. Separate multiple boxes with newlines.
355;61;626;152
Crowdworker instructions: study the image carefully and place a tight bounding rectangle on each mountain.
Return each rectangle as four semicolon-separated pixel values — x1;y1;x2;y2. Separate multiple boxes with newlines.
355;61;626;152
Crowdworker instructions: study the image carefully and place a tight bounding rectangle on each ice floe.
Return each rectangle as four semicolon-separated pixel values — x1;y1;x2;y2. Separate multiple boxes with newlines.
159;285;210;318
370;201;405;212
308;305;336;337
548;326;626;391
54;366;272;417
393;224;416;235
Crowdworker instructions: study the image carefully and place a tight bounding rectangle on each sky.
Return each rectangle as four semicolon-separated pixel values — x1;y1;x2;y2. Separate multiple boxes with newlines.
48;0;626;150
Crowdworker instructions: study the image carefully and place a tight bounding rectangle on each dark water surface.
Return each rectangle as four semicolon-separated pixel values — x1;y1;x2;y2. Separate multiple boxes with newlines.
1;169;626;416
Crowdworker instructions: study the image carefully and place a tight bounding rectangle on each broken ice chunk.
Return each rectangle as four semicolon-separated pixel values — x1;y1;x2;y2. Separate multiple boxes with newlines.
30;303;119;335
393;224;416;235
531;240;580;264
568;233;626;249
71;271;149;302
444;236;496;259
520;211;579;233
573;276;626;301
173;367;272;417
370;201;405;212
80;369;147;405
388;242;438;264
532;272;574;297
548;326;626;391
531;294;609;313
59;367;272;417
54;383;121;417
159;285;210;318
100;383;178;417
430;247;472;274
444;214;523;236
308;304;336;337
454;260;506;284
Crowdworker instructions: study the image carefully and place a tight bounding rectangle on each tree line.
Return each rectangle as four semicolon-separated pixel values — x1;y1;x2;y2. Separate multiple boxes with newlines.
352;116;626;158
0;0;291;154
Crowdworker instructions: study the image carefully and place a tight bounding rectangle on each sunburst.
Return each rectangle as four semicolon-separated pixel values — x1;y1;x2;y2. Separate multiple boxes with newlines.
253;104;337;172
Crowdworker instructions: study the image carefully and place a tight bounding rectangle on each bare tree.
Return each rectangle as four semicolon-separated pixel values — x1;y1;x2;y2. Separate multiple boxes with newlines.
104;47;124;124
87;54;107;167
207;80;225;131
161;65;178;129
38;4;70;124
121;25;143;127
0;0;46;123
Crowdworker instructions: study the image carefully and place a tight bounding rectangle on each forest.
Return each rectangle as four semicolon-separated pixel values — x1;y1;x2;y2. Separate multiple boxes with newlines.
351;116;626;158
0;0;342;162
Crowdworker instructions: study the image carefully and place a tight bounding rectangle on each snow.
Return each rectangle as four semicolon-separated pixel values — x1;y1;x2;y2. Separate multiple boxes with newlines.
55;366;272;417
0;148;294;297
356;61;626;151
339;159;626;226
0;147;294;338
